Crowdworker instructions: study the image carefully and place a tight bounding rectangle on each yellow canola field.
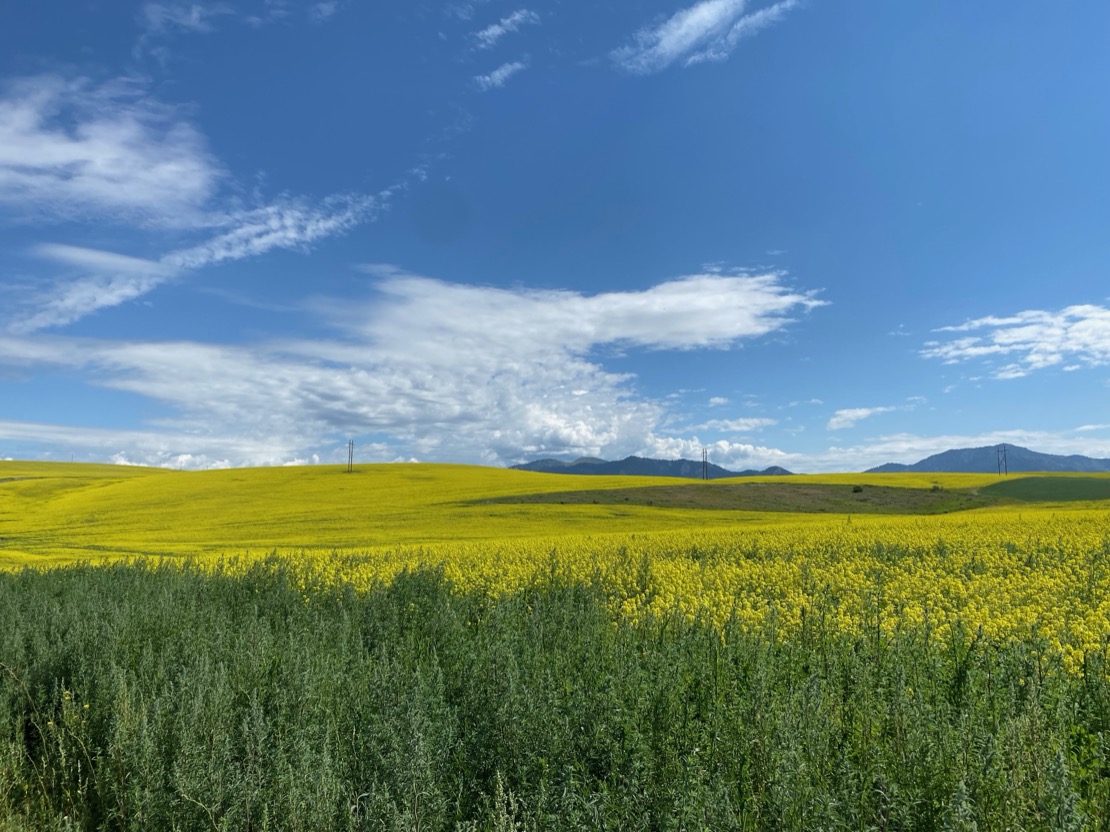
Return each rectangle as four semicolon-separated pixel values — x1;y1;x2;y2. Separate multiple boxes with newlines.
4;462;1110;670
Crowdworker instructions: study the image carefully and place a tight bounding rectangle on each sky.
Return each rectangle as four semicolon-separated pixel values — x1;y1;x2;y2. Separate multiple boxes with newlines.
1;1;1109;473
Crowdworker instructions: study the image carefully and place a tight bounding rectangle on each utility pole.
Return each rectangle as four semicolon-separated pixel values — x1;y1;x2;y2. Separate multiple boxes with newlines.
347;439;354;473
996;444;1008;476
702;447;708;481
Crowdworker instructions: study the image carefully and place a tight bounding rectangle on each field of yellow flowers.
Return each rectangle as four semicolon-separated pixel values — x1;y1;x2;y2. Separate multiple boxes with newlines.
5;461;1110;829
4;460;1110;669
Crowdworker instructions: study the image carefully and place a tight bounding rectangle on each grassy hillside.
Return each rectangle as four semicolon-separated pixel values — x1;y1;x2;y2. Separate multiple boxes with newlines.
981;475;1110;502
481;481;996;514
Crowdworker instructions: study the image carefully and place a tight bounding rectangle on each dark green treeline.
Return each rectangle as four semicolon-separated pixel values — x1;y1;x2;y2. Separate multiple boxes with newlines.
1;559;1109;831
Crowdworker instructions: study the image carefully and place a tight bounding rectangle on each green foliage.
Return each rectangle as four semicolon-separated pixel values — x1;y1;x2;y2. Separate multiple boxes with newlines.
1;561;1109;830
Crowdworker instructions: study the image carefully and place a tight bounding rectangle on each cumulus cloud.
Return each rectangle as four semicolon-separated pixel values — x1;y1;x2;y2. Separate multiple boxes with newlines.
922;304;1110;379
0;269;822;467
0;75;223;227
474;60;528;91
611;0;799;74
474;9;539;49
644;435;802;470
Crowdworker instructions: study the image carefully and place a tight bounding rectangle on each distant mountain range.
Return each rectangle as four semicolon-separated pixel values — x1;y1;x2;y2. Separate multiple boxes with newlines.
866;444;1110;474
511;456;794;479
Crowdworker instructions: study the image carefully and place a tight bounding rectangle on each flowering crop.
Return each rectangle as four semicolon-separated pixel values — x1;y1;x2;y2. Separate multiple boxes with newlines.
3;461;1110;670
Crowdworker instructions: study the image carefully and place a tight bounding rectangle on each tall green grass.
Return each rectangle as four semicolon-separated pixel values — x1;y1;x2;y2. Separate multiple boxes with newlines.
2;560;1108;830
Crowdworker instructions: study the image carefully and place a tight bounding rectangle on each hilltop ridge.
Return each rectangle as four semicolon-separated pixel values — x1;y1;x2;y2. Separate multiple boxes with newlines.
511;455;792;478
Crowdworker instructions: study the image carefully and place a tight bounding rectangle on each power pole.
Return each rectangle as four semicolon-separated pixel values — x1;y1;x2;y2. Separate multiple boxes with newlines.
347;439;354;473
702;447;708;481
996;444;1008;476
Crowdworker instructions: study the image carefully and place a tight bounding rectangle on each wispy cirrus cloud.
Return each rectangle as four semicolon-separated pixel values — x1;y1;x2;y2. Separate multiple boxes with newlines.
922;304;1110;379
308;2;339;22
474;60;528;91
611;0;799;75
138;2;234;36
9;194;380;333
0;75;222;228
0;73;387;332
165;193;378;271
473;9;540;50
0;269;823;467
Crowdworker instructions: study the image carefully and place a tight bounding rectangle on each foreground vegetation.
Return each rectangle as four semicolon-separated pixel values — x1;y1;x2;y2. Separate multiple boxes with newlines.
3;560;1109;831
4;462;1110;828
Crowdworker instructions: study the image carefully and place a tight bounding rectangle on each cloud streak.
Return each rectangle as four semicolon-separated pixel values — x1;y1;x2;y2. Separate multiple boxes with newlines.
474;60;528;91
693;417;777;432
827;406;896;431
474;9;539;49
8;194;380;333
611;0;798;74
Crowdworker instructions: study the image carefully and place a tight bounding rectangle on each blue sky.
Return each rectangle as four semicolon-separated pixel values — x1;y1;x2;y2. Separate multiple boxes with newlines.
1;0;1108;472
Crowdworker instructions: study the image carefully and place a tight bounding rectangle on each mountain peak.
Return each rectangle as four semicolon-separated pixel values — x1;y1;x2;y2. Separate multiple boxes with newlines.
865;444;1110;474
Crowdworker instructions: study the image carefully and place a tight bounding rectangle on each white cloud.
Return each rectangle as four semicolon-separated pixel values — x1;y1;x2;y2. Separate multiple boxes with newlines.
827;406;896;431
138;2;234;36
708;396;729;406
695;417;777;432
474;60;528;91
309;2;339;22
0;75;223;227
164;193;377;271
611;0;798;75
474;9;540;49
0;419;297;470
338;270;823;351
8;194;379;333
0;269;822;467
923;304;1110;379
